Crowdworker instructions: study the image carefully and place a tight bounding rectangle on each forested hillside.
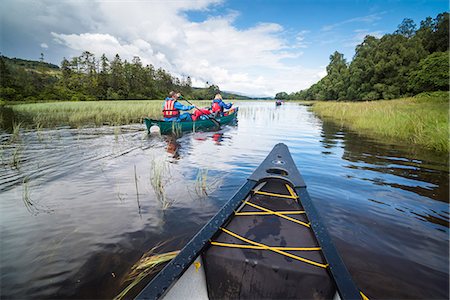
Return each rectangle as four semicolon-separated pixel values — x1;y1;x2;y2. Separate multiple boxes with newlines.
0;53;246;102
276;12;449;100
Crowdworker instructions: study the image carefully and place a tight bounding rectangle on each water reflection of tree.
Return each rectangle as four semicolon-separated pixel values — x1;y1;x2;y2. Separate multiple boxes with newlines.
319;119;449;203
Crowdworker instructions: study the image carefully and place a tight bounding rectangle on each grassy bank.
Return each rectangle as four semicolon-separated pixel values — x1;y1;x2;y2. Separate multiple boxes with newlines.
2;100;211;129
310;92;449;152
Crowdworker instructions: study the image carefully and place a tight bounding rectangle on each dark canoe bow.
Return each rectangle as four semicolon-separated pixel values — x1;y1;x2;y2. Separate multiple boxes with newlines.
144;108;238;135
136;143;367;300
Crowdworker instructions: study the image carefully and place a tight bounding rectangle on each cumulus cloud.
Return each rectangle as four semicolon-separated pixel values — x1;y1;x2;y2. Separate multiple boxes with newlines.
2;0;321;96
40;43;48;49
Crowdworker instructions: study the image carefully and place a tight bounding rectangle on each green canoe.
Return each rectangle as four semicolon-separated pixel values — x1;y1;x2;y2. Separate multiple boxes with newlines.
144;107;238;135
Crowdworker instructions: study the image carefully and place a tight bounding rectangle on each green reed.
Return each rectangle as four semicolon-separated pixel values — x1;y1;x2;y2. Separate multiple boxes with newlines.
114;126;121;142
134;165;141;215
195;168;209;195
11;145;22;169
6;100;214;129
10;121;22;142
36;122;44;141
150;157;174;210
311;92;449;152
114;245;180;300
192;168;222;198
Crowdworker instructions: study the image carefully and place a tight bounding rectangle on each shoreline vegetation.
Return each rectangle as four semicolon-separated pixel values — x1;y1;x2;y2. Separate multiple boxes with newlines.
1;92;448;154
309;91;449;152
0;100;212;129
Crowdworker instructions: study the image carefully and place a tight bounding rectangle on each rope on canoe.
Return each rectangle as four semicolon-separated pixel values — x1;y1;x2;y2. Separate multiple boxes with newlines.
210;241;321;251
252;189;298;199
243;201;310;228
216;227;328;269
251;183;299;199
235;210;305;216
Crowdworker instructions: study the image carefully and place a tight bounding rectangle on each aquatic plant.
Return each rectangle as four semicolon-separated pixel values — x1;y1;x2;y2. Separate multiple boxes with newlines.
171;121;182;138
192;168;222;198
114;246;180;300
11;145;22;169
150;157;174;210
195;168;209;195
134;165;141;215
10;122;22;143
4;100;214;129
114;126;121;142
311;92;449;152
36;122;44;141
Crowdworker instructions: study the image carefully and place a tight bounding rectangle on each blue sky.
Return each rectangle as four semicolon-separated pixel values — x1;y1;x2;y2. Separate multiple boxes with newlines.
1;0;448;96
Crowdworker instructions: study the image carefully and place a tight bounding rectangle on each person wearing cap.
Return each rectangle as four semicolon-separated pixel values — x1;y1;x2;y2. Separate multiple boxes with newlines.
162;91;194;121
211;93;232;117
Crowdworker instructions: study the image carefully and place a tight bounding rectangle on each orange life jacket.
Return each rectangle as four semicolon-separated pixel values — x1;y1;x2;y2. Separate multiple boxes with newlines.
163;99;180;118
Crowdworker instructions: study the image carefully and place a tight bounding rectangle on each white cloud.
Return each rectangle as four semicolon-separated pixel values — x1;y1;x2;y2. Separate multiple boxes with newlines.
5;0;321;96
40;43;48;49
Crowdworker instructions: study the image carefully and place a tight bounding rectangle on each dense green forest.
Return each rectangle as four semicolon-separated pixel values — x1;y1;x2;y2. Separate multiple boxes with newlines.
0;52;250;102
276;12;449;100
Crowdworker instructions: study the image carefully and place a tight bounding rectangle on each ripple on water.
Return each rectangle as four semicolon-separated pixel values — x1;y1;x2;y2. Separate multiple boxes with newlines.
0;102;448;299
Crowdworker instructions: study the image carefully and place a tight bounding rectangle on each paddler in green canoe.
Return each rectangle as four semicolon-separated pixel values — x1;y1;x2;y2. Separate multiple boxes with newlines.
162;91;195;122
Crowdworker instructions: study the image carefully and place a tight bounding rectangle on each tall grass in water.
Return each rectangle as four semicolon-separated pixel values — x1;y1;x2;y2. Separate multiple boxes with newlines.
134;165;141;216
196;168;209;195
10;122;22;142
7;100;214;129
114;246;180;300
191;168;222;198
36;122;44;141
11;145;22;169
311;92;449;152
150;157;174;210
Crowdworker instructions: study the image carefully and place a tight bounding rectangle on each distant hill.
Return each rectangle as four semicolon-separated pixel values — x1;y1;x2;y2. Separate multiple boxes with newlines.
217;90;252;100
188;87;254;100
2;56;60;71
221;90;273;100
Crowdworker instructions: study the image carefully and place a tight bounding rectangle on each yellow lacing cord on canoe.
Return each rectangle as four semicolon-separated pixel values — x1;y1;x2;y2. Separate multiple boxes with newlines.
243;201;310;228
252;189;298;199
217;227;328;269
285;184;298;198
235;210;305;216
210;241;321;251
252;183;299;200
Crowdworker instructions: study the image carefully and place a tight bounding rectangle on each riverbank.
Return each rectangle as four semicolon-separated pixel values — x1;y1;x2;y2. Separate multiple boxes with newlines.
1;100;211;129
310;92;449;152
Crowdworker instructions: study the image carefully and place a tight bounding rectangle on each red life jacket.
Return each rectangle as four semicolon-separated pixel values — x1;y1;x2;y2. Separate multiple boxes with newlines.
211;101;222;113
192;108;211;121
163;99;180;118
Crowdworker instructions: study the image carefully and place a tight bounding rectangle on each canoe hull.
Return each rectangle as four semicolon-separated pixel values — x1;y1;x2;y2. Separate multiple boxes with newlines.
144;108;238;135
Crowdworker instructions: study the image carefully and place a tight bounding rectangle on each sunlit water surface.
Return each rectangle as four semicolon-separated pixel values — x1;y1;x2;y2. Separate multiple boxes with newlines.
1;102;448;299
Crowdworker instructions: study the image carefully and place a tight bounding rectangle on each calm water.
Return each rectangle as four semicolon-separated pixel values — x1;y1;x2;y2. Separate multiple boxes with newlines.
1;102;448;299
